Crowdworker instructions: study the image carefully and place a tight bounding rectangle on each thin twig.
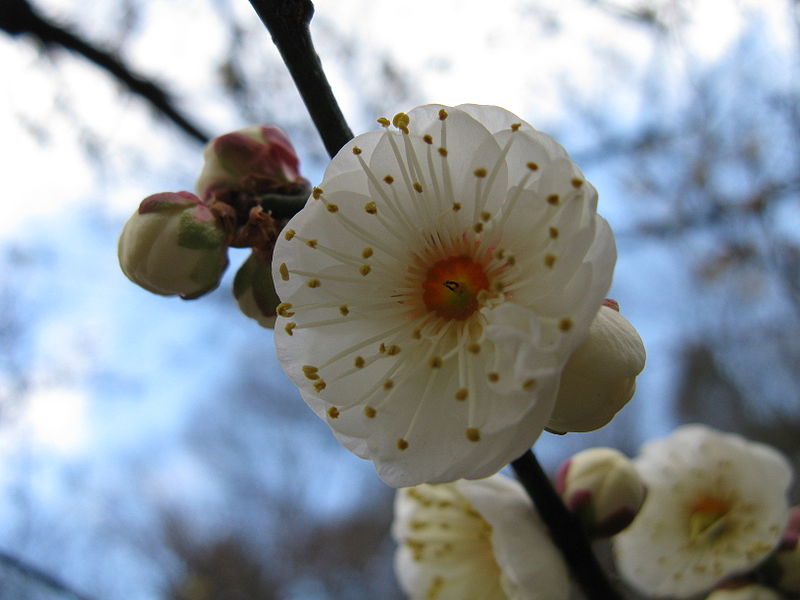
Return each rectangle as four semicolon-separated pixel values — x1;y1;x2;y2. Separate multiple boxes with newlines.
511;450;623;600
0;0;209;145
246;0;353;158
0;548;97;600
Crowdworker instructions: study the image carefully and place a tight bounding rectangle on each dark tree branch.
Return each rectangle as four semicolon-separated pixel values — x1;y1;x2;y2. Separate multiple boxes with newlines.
0;548;97;600
0;0;210;145
511;450;623;600
246;0;353;158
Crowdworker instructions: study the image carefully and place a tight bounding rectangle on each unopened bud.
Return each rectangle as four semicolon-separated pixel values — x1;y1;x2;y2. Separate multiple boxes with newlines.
233;251;280;328
556;447;646;537
548;303;645;433
118;191;228;299
196;125;304;201
760;506;800;593
705;584;782;600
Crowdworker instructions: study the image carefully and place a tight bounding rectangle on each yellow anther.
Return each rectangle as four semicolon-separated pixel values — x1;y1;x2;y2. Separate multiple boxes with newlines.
307;278;321;288
279;263;290;281
314;379;327;392
276;302;294;317
547;194;560;206
383;175;394;184
284;229;296;240
284;322;296;336
452;202;461;211
438;147;448;157
383;379;394;390
455;388;468;401
549;226;559;239
393;112;410;129
359;264;371;276
506;256;516;266
379;343;386;353
559;318;573;332
544;254;556;268
423;134;433;144
487;372;500;383
473;168;487;178
523;378;538;390
339;305;349;316
480;211;491;222
466;428;481;442
352;146;363;155
467;343;481;354
326;203;339;213
362;247;373;259
397;438;409;450
412;182;423;193
438;108;448;120
364;201;377;214
302;365;319;380
364;406;377;418
306;239;317;248
354;356;365;368
526;162;539;171
312;187;323;199
429;356;443;369
495;249;506;259
571;178;584;188
473;222;484;233
511;123;521;131
377;117;390;127
327;406;339;419
386;345;401;355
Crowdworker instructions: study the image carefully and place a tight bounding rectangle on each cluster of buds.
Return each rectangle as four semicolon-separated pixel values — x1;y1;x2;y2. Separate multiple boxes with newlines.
118;125;309;325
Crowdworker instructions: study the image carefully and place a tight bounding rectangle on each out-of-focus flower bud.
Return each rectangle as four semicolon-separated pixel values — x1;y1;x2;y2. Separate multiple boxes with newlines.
118;191;228;299
555;447;646;537
233;250;280;328
761;506;800;593
196;125;305;202
548;301;645;433
705;583;782;600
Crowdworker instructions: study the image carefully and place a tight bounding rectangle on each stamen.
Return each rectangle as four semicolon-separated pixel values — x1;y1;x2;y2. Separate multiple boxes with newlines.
284;229;296;240
312;187;324;199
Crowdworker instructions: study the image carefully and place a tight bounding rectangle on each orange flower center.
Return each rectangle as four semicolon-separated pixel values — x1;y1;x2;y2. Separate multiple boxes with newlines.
422;256;489;320
688;496;731;540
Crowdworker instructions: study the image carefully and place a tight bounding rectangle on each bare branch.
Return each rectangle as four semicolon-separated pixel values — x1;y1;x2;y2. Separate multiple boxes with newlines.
0;0;210;145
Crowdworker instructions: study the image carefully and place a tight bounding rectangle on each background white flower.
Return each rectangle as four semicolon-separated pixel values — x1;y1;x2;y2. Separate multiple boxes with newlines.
393;473;570;600
614;425;792;598
272;104;615;486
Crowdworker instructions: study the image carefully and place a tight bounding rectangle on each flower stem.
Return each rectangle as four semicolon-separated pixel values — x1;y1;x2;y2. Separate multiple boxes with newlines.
246;0;354;158
511;449;623;600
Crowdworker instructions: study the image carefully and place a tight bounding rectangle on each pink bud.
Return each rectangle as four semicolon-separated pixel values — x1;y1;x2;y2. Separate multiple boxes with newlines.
118;192;228;299
557;448;646;538
196;125;304;201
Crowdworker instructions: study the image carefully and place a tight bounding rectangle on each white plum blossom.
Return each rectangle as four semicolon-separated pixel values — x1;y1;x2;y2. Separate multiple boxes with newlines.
393;474;570;600
614;425;792;598
272;104;615;486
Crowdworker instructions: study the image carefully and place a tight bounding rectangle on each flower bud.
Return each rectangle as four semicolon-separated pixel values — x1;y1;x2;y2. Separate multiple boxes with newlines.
705;584;782;600
233;250;280;328
555;447;646;537
761;506;800;593
548;302;645;433
118;191;228;299
196;125;304;201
